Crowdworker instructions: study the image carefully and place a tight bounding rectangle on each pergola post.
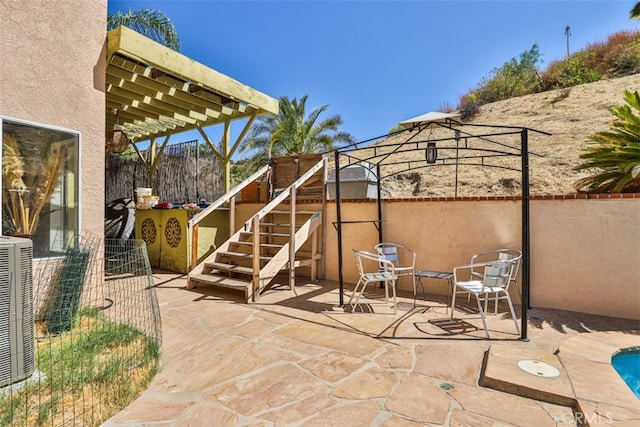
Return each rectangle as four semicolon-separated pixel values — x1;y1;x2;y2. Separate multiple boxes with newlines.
223;121;231;193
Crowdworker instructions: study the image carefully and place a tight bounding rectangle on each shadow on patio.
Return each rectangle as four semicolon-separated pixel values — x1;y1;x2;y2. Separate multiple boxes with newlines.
105;270;639;426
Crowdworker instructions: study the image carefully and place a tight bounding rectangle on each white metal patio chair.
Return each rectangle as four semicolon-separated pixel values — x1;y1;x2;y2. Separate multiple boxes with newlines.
470;248;522;312
349;249;398;314
374;242;416;302
450;260;520;338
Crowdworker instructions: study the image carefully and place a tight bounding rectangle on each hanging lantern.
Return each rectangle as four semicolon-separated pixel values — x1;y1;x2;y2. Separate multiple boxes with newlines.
106;111;130;154
425;142;438;164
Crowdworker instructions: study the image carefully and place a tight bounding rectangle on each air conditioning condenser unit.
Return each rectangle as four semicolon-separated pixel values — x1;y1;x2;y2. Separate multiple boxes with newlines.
0;236;34;387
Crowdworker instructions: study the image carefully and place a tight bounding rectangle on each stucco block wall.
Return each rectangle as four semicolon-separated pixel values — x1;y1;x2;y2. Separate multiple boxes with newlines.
323;200;522;295
0;0;107;238
237;196;639;320
530;198;640;320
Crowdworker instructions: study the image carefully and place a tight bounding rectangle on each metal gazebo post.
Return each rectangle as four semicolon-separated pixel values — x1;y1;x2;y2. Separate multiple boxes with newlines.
334;150;345;306
521;128;530;341
376;163;383;244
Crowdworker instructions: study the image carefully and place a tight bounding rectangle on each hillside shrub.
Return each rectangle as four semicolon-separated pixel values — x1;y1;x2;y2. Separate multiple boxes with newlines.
471;44;542;105
613;43;640;74
457;29;640;119
458;93;480;121
607;33;640;75
541;51;602;89
602;30;640;71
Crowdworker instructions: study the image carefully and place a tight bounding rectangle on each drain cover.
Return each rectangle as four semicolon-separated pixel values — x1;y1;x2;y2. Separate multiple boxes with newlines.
517;359;560;378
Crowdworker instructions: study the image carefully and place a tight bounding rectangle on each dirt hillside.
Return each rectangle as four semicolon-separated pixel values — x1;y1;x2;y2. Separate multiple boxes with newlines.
367;73;640;198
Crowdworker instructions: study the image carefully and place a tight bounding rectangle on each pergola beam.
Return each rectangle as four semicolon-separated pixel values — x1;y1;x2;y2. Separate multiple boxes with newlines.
106;25;279;188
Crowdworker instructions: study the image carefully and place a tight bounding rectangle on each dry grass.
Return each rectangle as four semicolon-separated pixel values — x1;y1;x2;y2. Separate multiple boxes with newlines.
3;313;159;427
351;73;640;198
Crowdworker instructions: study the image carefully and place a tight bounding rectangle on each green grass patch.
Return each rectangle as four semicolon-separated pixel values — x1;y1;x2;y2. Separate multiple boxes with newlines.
0;308;159;426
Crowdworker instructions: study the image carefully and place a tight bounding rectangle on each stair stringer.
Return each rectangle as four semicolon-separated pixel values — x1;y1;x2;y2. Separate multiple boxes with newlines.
255;212;322;292
187;157;327;299
186;225;248;288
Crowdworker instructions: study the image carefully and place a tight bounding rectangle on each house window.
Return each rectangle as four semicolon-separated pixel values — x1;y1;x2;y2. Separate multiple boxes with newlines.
1;118;80;258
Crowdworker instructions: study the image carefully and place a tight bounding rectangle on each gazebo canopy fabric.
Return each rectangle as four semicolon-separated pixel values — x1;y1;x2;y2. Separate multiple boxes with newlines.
106;26;279;142
398;111;461;129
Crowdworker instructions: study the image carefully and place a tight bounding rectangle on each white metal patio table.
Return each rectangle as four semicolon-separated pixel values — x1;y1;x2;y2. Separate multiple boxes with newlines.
414;269;454;312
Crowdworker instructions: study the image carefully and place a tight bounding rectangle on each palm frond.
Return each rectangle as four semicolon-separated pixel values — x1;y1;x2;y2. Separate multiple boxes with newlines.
108;8;180;51
240;94;356;170
574;90;640;193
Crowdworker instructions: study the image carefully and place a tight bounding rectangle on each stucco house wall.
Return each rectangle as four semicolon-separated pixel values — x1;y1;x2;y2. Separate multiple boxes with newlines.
0;0;107;239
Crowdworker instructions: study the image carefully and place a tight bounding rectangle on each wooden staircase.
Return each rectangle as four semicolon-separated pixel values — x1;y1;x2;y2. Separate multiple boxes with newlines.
187;158;326;302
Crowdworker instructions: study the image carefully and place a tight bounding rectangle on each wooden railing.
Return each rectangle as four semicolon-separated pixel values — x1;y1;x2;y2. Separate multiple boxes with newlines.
187;164;270;270
187;157;327;273
240;158;326;232
244;157;326;294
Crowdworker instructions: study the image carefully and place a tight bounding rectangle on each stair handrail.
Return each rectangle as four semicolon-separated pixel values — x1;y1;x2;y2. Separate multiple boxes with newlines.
241;157;326;231
188;164;271;229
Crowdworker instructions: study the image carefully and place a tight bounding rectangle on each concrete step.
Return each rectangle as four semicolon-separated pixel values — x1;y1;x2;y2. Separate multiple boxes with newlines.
481;344;574;407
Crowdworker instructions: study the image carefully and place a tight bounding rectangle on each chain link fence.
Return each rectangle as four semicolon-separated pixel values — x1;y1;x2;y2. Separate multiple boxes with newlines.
0;236;162;426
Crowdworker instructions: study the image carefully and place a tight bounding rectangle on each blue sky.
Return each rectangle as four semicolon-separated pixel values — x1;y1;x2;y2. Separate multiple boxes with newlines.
108;0;638;152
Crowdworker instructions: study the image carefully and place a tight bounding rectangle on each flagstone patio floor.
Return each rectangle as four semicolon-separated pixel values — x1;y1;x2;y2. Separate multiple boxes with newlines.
104;271;639;426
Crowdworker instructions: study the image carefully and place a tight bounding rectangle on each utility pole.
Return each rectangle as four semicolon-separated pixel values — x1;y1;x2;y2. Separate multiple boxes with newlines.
565;25;571;57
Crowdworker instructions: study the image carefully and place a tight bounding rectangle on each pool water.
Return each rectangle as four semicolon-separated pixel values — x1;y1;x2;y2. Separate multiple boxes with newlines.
612;349;640;399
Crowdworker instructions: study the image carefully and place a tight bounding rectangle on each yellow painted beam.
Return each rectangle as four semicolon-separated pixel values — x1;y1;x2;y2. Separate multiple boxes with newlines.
107;26;278;115
106;25;278;146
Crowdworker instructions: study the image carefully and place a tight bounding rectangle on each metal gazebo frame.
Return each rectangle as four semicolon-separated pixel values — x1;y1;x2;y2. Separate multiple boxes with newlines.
332;113;550;340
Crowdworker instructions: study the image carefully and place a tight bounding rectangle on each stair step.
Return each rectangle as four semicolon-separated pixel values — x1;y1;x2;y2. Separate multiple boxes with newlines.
239;231;290;238
297;186;323;193
216;250;313;263
295;250;314;258
189;273;251;289
269;210;319;215
260;222;303;228
233;241;284;249
205;262;253;275
218;251;273;261
297;187;324;198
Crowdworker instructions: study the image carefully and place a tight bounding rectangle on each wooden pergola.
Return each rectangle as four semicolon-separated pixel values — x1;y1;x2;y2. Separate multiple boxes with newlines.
105;26;279;191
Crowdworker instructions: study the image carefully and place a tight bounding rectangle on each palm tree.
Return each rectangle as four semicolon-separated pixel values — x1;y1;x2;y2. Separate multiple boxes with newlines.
240;95;356;168
574;90;640;193
107;8;180;51
631;2;640;19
